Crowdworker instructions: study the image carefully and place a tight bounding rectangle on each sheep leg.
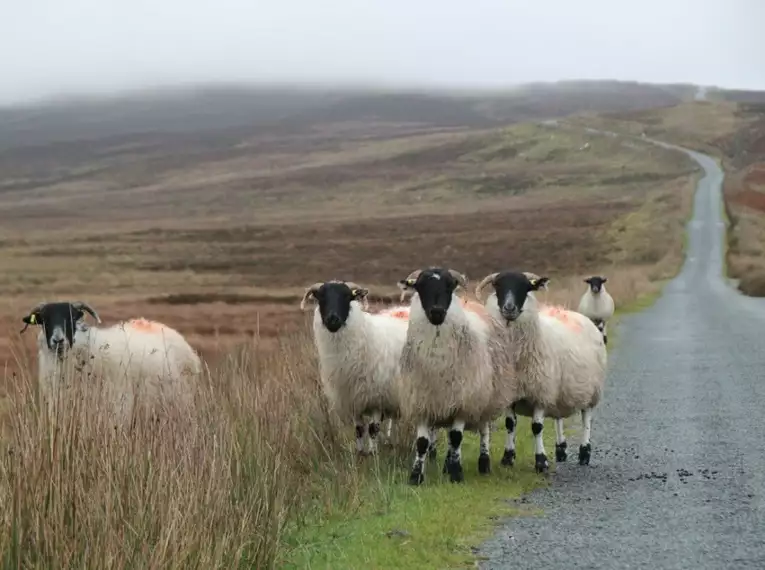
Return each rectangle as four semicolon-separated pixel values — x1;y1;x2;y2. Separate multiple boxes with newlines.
478;422;491;475
427;426;439;461
554;417;568;462
446;419;465;483
594;319;607;345
532;407;549;473
355;418;368;456
501;405;517;467
579;408;593;465
409;424;430;485
367;410;383;455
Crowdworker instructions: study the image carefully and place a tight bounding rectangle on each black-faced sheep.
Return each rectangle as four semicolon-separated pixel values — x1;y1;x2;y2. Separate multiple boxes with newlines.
476;271;607;473
397;267;517;485
21;301;202;426
301;280;410;455
578;275;615;345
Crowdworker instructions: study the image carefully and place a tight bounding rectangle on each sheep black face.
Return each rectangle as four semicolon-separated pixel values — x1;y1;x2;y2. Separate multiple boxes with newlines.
492;272;549;322
301;281;369;333
584;276;607;294
398;267;467;326
21;301;101;358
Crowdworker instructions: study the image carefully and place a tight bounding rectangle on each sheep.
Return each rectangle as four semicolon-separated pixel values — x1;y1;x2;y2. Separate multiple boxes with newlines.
300;280;414;456
397;267;517;485
20;301;202;426
578;276;615;345
475;271;607;473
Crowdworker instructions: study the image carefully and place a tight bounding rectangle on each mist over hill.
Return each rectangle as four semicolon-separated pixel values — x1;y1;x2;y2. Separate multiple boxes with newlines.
0;80;700;150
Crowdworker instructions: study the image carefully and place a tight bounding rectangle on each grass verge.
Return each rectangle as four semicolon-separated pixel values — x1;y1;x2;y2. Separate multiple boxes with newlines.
281;419;552;570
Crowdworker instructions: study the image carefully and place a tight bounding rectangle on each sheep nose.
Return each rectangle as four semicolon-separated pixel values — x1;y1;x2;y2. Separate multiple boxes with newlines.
429;307;446;322
325;314;342;330
501;301;520;320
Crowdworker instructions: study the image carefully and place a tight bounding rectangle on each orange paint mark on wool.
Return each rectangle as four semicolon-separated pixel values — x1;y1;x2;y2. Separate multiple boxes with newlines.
379;306;411;321
539;305;583;332
125;318;168;334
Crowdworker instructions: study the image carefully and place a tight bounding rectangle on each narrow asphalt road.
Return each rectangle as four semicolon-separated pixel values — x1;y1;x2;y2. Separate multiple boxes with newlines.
479;141;765;569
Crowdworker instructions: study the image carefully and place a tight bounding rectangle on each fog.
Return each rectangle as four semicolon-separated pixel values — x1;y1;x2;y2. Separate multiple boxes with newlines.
2;0;764;105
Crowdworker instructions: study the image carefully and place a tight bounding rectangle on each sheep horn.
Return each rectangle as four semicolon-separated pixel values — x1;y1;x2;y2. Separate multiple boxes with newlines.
475;273;499;302
447;269;468;290
300;282;324;311
20;301;48;334
397;269;422;302
344;281;370;310
71;301;102;324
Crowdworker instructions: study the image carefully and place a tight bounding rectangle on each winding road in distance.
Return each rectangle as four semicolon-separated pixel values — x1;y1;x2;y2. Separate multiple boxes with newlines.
479;136;765;569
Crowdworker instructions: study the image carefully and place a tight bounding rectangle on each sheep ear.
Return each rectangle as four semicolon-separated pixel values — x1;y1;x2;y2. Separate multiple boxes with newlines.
602;277;607;283
530;277;550;291
22;313;40;325
350;287;369;299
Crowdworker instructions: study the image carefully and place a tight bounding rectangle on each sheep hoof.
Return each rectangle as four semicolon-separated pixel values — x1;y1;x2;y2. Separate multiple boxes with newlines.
578;443;592;466
534;453;549;473
555;442;568;462
447;460;464;483
478;453;491;475
500;449;516;467
409;467;425;486
428;446;438;460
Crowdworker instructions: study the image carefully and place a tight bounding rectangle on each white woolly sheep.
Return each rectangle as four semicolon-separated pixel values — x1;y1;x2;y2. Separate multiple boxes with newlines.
21;301;202;426
578;275;615;345
476;271;607;473
300;280;412;455
397;267;517;485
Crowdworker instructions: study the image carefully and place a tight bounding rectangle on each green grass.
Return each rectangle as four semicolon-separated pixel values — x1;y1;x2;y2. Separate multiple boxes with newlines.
282;296;655;570
281;417;555;570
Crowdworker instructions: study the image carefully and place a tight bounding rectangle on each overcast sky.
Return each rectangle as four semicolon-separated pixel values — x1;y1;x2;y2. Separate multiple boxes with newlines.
2;0;763;105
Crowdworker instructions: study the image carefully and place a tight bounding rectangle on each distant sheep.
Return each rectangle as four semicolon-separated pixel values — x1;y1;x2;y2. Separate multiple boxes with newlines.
21;301;202;426
398;267;516;485
578;276;615;345
476;271;607;472
301;280;409;455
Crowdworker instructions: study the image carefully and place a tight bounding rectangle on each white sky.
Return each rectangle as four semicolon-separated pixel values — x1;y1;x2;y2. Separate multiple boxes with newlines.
2;0;764;105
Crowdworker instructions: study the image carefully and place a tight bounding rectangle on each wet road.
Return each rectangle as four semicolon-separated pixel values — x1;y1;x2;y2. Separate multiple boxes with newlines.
479;141;765;569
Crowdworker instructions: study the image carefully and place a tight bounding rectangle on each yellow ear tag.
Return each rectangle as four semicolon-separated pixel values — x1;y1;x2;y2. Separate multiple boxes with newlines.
29;314;37;324
351;289;358;296
529;279;538;287
406;278;416;286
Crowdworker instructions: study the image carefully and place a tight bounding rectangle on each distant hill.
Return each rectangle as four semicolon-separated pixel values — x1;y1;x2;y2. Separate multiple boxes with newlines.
0;80;693;151
709;88;765;104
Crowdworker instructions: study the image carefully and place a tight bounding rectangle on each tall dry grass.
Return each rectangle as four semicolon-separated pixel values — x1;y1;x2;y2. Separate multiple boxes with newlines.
0;330;408;569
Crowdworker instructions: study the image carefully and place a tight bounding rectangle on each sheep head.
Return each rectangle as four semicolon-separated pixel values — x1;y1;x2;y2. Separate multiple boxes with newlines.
397;267;468;326
584;276;607;294
478;271;550;323
300;280;370;333
20;300;101;358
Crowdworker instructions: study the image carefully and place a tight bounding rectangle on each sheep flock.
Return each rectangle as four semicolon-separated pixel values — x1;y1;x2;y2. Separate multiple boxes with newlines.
18;266;611;485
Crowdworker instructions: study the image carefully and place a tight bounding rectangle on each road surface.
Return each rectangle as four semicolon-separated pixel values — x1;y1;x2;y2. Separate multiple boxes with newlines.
479;141;765;569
